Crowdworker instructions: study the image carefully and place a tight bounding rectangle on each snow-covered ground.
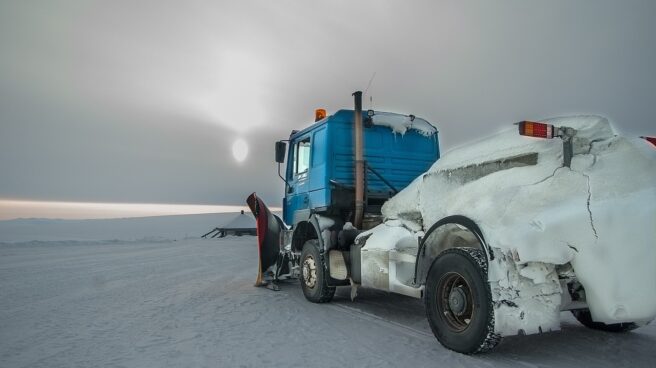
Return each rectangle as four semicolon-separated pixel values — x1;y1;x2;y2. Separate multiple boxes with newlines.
1;215;655;367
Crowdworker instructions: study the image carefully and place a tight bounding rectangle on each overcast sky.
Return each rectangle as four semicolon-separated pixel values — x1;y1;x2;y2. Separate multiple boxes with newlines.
1;0;655;212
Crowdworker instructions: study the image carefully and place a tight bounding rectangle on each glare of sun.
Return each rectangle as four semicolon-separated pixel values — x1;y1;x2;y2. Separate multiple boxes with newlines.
190;51;269;133
232;139;248;162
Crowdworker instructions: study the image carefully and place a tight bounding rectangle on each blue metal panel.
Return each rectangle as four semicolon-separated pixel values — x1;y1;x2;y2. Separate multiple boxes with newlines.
309;127;327;192
308;126;329;210
330;110;439;193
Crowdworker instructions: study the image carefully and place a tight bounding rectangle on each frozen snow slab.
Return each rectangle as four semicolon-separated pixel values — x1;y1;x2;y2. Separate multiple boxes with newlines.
371;111;437;136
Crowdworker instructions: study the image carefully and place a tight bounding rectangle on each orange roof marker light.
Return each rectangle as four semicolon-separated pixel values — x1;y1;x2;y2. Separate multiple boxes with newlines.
516;120;577;167
315;108;327;122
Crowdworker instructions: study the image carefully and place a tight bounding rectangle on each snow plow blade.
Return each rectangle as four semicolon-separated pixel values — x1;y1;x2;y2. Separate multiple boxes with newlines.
246;192;284;287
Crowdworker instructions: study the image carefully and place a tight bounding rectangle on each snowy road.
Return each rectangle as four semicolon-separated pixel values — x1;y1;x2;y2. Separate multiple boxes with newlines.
1;237;655;367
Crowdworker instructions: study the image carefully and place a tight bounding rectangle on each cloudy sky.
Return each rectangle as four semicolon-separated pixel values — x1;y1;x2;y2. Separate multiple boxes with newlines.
1;1;655;218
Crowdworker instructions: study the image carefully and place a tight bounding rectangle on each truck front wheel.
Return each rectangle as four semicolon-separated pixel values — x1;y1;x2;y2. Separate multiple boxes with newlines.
300;239;335;303
425;248;500;354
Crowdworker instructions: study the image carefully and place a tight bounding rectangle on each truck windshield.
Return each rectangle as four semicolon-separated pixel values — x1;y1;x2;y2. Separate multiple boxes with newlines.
295;138;311;175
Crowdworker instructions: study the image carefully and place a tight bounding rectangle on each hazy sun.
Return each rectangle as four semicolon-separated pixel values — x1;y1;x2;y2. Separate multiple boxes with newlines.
232;139;248;162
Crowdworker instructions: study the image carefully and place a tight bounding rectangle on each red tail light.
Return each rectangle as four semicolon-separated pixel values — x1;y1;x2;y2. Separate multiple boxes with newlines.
641;136;656;148
517;121;554;139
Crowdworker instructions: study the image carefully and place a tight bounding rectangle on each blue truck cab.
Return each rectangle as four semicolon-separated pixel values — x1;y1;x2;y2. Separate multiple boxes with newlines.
279;109;440;226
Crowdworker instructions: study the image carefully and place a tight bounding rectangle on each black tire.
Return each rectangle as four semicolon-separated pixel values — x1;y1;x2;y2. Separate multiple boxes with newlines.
300;239;335;303
571;309;639;332
425;248;500;354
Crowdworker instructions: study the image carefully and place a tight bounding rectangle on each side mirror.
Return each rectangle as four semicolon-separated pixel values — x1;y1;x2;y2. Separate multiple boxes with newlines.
275;141;287;163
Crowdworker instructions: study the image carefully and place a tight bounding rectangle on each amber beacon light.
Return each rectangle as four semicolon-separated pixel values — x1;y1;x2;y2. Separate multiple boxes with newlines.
315;109;327;122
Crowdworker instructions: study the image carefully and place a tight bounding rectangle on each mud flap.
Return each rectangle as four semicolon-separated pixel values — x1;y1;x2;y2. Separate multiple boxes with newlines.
246;192;285;287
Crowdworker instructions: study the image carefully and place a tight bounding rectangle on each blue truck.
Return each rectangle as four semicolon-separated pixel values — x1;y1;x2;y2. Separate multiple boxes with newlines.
246;91;438;296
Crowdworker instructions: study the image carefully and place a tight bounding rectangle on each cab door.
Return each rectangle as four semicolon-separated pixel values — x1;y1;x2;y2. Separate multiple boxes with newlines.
284;135;311;224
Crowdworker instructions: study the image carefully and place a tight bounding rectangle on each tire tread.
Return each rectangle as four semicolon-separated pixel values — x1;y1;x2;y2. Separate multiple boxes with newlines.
424;247;501;354
301;239;335;303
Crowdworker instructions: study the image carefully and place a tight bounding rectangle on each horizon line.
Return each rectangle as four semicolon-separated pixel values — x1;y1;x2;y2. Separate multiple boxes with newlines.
0;199;281;221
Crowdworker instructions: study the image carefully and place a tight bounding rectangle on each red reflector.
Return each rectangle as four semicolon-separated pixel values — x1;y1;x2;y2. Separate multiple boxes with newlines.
641;136;656;148
518;121;554;139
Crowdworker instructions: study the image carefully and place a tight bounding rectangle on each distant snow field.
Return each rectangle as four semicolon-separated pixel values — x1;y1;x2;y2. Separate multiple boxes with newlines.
1;215;655;367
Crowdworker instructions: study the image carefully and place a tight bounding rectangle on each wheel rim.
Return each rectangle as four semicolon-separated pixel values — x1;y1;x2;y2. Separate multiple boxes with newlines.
437;272;475;332
302;255;317;289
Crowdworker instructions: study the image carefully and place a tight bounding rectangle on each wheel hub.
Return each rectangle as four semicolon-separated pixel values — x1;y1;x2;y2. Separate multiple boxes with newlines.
437;272;474;332
448;286;468;316
302;255;317;288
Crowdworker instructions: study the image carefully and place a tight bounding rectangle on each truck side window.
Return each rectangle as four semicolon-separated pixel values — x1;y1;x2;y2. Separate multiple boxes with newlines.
295;138;311;175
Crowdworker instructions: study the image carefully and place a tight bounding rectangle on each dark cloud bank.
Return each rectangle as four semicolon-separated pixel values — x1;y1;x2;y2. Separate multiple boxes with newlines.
1;1;654;208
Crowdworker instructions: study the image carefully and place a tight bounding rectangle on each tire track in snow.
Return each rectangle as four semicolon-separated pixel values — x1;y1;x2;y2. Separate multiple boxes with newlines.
328;302;436;341
283;277;435;341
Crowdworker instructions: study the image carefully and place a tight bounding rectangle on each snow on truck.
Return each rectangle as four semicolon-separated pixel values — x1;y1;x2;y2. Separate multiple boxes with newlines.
246;91;656;354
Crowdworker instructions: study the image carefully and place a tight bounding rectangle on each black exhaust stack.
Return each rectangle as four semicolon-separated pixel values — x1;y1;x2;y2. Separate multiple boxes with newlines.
353;91;364;229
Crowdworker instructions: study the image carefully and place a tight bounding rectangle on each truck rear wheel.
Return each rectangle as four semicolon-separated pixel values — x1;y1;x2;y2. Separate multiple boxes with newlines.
300;239;335;303
571;309;639;332
425;248;500;354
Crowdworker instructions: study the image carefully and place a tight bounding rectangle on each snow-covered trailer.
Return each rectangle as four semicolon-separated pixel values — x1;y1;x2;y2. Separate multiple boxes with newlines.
248;92;656;354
